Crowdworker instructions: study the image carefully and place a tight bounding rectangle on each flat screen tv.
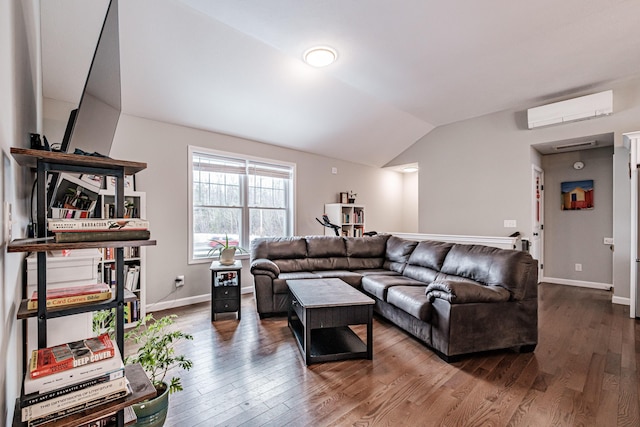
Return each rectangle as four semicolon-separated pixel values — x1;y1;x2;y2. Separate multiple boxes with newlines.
62;0;121;156
48;0;121;211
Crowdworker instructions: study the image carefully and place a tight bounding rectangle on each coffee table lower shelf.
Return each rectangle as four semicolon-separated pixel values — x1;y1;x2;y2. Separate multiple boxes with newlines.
289;316;369;364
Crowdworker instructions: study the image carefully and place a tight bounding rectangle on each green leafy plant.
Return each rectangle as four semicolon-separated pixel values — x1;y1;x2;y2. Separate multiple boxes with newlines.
124;314;194;394
92;306;129;340
207;233;248;258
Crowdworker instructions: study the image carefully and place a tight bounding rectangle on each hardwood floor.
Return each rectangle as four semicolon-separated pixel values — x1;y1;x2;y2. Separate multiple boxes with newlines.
127;283;640;426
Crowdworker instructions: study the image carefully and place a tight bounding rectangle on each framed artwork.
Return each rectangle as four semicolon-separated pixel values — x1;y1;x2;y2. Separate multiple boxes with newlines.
340;192;348;204
106;175;135;191
79;174;104;189
561;180;594;210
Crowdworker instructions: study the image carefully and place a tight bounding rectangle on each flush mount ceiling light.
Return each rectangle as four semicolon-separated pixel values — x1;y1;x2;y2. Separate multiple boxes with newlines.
303;46;337;67
403;167;419;173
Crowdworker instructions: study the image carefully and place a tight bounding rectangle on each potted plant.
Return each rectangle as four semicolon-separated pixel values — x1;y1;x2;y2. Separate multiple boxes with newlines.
208;234;248;265
124;314;194;427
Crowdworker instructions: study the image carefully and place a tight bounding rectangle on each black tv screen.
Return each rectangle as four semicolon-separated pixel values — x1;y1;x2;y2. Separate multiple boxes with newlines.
62;0;121;156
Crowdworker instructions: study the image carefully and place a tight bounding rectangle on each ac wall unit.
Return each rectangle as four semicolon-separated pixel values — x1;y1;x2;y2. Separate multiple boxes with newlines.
527;90;612;129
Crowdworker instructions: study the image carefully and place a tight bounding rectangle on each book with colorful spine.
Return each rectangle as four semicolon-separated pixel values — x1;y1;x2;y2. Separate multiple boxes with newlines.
27;283;112;310
29;334;115;379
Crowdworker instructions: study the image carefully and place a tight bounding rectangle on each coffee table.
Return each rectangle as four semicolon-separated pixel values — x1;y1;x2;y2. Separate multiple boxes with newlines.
287;278;374;365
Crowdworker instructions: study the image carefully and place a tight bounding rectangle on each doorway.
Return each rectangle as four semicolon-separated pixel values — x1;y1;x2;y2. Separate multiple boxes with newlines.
532;133;614;288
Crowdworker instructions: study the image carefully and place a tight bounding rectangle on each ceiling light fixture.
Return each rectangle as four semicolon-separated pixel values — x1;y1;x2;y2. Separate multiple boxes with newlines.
303;46;337;67
403;167;419;173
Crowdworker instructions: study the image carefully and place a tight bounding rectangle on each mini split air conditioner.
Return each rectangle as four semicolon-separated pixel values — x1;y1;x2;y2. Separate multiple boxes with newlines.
527;90;613;129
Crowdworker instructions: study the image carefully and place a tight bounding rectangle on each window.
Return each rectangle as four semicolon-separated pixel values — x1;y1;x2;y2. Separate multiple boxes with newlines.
189;146;295;262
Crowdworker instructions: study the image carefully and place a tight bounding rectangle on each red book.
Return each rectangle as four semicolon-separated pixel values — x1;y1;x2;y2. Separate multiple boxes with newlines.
29;334;115;379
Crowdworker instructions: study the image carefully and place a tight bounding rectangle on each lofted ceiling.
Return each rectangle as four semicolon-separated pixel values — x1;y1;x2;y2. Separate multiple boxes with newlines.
41;0;640;167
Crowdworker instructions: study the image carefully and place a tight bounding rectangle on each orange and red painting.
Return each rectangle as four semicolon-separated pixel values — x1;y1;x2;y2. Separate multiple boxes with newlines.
561;180;594;210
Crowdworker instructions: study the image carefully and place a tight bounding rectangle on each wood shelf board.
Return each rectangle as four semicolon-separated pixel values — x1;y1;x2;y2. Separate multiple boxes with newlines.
13;364;155;427
8;239;156;253
10;148;147;175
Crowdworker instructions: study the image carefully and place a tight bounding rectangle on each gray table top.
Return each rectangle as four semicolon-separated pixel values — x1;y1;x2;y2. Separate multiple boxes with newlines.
287;278;374;308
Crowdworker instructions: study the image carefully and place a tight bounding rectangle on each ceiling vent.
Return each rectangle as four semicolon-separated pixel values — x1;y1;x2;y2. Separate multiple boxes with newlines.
527;90;613;129
553;140;597;151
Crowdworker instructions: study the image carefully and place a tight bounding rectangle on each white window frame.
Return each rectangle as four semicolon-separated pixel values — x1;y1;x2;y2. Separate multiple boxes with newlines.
188;145;296;264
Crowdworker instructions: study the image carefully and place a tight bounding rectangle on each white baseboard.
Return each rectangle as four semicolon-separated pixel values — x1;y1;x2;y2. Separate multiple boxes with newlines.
611;296;630;306
146;286;253;313
542;277;612;291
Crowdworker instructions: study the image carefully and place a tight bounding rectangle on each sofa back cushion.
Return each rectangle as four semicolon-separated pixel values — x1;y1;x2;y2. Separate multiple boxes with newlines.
440;244;536;300
251;237;310;272
383;236;418;273
346;235;389;270
403;240;454;283
306;236;347;257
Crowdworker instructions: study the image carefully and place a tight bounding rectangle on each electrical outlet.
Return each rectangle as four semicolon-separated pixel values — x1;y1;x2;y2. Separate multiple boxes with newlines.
175;275;185;287
503;219;517;228
331;167;338;174
603;237;614;245
575;263;582;272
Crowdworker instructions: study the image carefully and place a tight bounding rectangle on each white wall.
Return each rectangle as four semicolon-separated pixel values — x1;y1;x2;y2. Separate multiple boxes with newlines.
401;171;419;232
1;0;39;424
107;114;405;309
389;76;640;301
541;147;613;286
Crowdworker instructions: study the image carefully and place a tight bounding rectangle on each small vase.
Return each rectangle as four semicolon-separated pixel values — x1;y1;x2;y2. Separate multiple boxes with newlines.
219;247;236;265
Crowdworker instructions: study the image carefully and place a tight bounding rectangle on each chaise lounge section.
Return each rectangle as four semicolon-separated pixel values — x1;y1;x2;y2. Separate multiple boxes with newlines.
250;234;538;361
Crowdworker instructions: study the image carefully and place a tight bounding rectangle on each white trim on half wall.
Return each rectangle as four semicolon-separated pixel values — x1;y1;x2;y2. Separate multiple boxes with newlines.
543;277;612;291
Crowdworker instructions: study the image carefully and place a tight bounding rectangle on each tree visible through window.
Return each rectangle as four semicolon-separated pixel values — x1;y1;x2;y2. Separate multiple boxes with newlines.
189;147;294;261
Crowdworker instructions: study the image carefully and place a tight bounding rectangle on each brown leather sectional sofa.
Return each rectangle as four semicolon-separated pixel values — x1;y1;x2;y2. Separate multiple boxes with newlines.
250;234;538;361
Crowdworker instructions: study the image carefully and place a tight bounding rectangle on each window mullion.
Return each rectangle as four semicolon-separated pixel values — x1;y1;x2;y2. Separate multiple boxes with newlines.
241;171;250;249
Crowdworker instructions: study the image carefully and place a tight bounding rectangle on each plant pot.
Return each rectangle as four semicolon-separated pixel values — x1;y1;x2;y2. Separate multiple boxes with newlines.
132;383;169;427
219;247;236;265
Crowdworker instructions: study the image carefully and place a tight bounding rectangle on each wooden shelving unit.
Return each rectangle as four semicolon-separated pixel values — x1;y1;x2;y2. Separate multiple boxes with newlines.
9;148;156;427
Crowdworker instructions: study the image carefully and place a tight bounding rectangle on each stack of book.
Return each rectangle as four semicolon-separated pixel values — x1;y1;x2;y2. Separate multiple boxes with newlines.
27;283;112;310
21;334;132;426
47;218;150;243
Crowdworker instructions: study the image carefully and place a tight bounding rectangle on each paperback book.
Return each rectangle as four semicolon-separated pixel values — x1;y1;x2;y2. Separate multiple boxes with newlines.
27;283;112;310
21;365;124;408
29;334;115;379
25;379;131;425
24;349;122;395
48;218;149;232
54;229;151;243
21;375;128;421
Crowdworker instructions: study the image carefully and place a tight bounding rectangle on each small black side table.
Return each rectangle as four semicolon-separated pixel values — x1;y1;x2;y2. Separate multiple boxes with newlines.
209;260;242;321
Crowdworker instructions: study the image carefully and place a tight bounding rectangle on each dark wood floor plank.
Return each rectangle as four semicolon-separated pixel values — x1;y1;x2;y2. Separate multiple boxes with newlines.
129;283;640;426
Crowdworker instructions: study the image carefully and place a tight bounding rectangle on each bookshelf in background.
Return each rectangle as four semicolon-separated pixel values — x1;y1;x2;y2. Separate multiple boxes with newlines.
323;203;366;237
98;189;147;327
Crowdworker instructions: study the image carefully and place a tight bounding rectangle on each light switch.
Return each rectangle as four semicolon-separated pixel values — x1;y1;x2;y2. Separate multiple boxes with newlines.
503;219;517;228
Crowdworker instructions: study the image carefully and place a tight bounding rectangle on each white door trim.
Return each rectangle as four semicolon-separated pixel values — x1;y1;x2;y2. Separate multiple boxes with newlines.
531;165;544;280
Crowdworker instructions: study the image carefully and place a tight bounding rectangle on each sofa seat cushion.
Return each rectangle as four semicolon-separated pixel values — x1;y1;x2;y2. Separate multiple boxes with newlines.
426;280;511;304
387;286;432;321
313;270;363;287
361;275;424;300
274;272;320;294
354;269;401;277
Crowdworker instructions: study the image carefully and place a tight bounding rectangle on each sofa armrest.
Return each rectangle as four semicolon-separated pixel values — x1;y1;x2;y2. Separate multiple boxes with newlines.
250;258;280;279
426;280;510;304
